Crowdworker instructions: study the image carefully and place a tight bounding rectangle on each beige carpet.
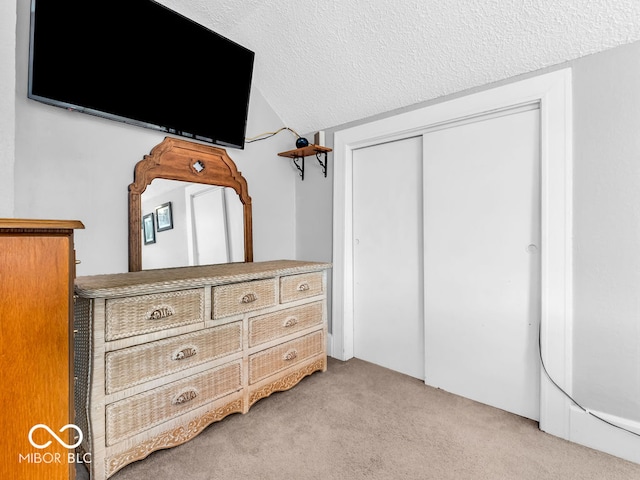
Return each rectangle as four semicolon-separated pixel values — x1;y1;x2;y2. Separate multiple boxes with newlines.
82;357;640;480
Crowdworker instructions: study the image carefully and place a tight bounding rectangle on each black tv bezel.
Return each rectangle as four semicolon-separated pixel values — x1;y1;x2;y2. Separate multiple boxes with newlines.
27;0;254;149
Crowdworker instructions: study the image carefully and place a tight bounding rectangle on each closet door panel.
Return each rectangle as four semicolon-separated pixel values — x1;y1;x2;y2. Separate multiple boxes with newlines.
352;136;424;379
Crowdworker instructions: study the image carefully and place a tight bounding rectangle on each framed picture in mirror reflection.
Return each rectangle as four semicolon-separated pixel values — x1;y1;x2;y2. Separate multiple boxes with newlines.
156;202;174;232
142;213;155;245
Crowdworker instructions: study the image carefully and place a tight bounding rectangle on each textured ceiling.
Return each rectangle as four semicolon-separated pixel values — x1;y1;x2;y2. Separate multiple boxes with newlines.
158;0;640;135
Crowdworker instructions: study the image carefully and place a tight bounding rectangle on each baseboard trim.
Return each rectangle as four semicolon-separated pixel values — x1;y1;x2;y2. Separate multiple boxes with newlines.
569;405;640;464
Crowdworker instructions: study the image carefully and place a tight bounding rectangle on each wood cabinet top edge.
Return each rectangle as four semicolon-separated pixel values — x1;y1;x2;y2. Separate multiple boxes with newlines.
0;218;85;230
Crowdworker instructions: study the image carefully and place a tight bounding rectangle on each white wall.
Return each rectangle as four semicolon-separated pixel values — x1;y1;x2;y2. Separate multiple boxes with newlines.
141;185;190;270
294;140;333;263
572;41;640;423
12;0;297;276
0;0;16;217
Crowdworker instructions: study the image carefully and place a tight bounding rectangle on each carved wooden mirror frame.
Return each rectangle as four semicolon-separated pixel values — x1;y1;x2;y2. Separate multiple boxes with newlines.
129;137;253;271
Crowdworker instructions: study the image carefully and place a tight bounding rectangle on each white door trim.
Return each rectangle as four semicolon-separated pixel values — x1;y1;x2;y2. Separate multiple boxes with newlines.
332;69;573;439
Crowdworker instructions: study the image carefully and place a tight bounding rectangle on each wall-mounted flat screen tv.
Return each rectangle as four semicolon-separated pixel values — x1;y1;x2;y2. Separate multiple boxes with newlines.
28;0;254;149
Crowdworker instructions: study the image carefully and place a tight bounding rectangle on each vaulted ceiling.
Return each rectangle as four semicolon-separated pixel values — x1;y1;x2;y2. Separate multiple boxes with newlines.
158;0;640;134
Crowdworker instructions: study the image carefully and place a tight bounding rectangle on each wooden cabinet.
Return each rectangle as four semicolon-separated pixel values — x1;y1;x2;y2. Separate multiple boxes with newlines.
0;219;84;480
74;260;330;480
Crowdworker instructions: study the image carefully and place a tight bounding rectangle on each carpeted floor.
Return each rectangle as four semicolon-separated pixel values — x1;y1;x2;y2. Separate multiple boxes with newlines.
79;357;640;480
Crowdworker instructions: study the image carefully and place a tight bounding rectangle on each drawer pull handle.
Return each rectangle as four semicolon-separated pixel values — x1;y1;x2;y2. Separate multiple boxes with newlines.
173;347;197;360
241;293;257;304
283;349;298;361
147;305;175;320
297;283;310;292
283;317;298;328
173;390;198;405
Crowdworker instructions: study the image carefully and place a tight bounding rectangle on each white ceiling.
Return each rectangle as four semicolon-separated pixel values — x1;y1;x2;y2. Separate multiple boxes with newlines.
158;0;640;135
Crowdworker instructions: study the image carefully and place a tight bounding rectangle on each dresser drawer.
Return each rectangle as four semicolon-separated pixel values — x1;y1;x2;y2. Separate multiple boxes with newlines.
249;330;324;384
105;360;242;446
248;302;323;348
212;278;277;319
279;272;324;303
105;321;242;394
105;289;204;341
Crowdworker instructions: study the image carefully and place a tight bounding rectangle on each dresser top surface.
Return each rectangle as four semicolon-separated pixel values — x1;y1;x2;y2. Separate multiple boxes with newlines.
0;218;85;231
75;260;331;298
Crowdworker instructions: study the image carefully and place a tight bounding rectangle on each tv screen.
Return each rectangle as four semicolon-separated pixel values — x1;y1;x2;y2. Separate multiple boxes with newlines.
28;0;254;149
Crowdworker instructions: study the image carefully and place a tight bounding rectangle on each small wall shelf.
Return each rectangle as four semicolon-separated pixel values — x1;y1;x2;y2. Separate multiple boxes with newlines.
278;144;332;180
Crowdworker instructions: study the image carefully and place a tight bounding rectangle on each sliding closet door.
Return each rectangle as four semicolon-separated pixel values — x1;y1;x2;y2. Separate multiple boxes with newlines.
423;107;541;420
352;136;424;379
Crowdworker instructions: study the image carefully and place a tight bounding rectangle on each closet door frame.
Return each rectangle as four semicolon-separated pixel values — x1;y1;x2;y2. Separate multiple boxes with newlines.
331;68;573;440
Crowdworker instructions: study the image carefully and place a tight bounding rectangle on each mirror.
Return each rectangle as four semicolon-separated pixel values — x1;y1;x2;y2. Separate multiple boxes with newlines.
141;180;245;269
129;137;252;272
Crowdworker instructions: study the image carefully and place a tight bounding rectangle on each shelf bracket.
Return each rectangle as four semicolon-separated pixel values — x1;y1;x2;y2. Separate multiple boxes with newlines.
277;144;332;181
316;152;328;178
292;156;304;180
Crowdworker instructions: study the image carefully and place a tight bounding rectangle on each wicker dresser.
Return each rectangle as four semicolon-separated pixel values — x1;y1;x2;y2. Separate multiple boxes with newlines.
74;260;330;479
